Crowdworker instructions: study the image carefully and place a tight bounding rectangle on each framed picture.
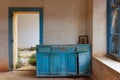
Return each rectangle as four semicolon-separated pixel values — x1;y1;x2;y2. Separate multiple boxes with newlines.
78;35;88;44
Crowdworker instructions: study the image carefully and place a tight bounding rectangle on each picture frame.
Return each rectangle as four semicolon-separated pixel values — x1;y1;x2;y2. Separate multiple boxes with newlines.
78;35;88;44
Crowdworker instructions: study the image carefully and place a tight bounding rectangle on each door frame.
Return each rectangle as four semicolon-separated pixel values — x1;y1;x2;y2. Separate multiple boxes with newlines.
8;7;44;71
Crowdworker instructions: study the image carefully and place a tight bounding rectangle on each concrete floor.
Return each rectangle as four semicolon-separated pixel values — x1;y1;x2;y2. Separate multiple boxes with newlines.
0;71;92;80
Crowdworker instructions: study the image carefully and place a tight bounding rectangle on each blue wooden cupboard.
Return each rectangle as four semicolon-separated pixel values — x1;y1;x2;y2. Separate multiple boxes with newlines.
36;44;91;76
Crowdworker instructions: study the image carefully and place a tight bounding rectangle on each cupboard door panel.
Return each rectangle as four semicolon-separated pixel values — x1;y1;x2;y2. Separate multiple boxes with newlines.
66;54;77;75
51;54;62;74
79;53;89;75
37;54;50;75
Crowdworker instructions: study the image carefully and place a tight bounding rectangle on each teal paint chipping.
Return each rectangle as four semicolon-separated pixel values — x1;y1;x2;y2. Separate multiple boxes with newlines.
36;44;91;76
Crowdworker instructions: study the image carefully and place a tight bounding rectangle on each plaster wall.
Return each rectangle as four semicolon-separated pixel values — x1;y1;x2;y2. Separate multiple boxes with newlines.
86;0;93;44
92;57;120;80
44;0;87;44
91;0;119;80
0;0;87;71
93;0;107;55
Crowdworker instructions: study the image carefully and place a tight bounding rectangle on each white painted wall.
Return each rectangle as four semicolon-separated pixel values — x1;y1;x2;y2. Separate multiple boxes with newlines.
17;14;39;48
0;0;108;72
86;0;93;45
93;0;107;55
86;0;107;55
44;0;87;45
0;0;87;71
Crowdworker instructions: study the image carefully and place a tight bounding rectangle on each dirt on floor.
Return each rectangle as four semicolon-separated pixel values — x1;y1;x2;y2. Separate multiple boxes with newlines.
0;71;93;80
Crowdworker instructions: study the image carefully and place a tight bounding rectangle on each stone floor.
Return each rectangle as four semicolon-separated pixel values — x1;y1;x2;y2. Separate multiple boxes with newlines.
0;71;93;80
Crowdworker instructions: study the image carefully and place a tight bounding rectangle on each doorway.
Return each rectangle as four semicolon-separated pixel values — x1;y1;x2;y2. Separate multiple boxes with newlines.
9;8;43;71
13;12;39;70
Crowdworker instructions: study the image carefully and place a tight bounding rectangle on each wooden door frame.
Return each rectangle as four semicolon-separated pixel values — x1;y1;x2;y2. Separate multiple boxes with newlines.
8;7;44;71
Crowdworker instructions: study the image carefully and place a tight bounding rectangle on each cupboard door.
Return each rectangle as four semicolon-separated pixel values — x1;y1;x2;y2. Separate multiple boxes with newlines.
79;52;89;75
65;54;77;75
51;54;63;75
37;54;50;75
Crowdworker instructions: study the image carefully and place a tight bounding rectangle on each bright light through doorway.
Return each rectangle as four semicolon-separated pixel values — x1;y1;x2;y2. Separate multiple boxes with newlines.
13;12;39;70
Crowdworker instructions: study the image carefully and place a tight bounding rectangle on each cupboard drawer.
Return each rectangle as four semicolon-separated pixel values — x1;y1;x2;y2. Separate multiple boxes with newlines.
52;46;75;53
76;45;88;52
37;46;51;53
